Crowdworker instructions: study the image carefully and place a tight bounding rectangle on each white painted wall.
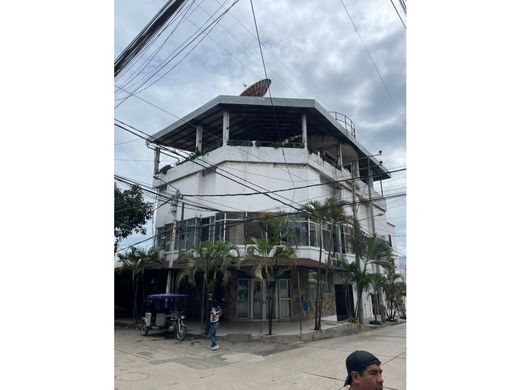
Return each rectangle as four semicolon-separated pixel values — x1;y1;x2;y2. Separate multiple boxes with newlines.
154;145;393;267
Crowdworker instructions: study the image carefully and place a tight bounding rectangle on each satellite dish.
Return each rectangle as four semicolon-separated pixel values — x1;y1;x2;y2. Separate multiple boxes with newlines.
240;79;271;97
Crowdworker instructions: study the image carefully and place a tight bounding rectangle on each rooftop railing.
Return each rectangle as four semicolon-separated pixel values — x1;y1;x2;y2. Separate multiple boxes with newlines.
328;111;356;138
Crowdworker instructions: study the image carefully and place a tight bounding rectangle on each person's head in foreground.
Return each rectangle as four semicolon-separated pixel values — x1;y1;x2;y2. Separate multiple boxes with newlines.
343;350;383;390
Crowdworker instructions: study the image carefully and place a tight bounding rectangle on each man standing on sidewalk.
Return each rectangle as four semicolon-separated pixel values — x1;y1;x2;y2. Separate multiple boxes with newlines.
208;304;222;350
340;350;384;390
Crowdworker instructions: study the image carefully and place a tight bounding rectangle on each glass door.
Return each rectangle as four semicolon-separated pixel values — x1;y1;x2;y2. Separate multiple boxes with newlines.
278;279;291;320
252;280;264;320
236;279;249;319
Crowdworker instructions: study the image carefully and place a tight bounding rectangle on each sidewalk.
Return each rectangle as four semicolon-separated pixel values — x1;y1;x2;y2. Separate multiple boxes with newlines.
115;316;405;343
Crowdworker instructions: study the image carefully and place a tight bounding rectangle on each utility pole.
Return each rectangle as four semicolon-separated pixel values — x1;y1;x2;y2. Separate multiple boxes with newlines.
115;0;187;77
165;190;181;293
350;158;364;324
367;159;384;323
367;159;375;236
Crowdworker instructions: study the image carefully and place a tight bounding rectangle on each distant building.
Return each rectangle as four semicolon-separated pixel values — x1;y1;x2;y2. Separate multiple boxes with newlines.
143;95;397;323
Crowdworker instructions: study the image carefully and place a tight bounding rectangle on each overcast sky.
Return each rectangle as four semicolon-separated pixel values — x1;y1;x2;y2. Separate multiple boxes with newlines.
7;2;520;386
114;0;407;258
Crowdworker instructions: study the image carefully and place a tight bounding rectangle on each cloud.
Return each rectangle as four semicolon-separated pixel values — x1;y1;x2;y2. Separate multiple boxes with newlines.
115;0;406;254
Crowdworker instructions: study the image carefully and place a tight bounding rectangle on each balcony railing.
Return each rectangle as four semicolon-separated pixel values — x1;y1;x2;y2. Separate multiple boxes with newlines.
157;140;340;175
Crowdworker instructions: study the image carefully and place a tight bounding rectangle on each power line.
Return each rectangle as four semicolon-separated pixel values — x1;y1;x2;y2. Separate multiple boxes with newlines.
248;0;297;198
116;117;404;186
388;0;406;29
116;173;406;254
114;85;392;189
116;0;224;105
114;97;313;185
115;118;402;226
115;139;140;146
116;0;240;109
181;167;406;197
121;0;223;93
398;0;407;15
116;193;406;254
115;0;194;83
338;0;405;127
115;0;189;77
115;120;311;212
195;1;306;99
116;0;198;89
115;0;316;104
213;0;329;105
115;173;406;224
153;175;248;214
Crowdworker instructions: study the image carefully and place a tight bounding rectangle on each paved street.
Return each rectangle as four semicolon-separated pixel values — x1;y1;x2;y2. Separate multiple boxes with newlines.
115;323;405;389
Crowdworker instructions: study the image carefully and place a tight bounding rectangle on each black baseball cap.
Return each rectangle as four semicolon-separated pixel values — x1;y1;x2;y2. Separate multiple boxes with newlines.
344;351;381;386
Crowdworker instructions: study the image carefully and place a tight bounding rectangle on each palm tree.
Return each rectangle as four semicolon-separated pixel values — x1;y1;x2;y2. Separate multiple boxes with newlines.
260;211;304;333
368;273;387;323
117;246;163;322
348;219;394;324
177;240;240;334
396;280;407;319
302;200;326;330
246;232;296;335
380;267;406;321
322;198;350;309
303;198;348;330
338;257;366;321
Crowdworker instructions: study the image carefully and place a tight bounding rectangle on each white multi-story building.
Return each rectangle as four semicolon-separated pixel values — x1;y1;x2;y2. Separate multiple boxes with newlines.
147;95;397;322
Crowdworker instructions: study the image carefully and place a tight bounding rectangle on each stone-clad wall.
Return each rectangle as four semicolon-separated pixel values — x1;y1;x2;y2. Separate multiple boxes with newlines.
291;268;337;321
217;268;338;322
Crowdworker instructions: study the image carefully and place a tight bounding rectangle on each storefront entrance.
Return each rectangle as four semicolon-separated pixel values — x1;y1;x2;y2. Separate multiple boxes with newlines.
236;278;291;320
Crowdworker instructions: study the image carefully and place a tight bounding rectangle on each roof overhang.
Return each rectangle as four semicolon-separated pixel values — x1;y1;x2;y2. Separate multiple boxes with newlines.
148;95;390;181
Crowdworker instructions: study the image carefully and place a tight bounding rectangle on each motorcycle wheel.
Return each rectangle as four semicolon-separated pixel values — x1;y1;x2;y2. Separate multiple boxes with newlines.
140;320;149;336
176;322;187;341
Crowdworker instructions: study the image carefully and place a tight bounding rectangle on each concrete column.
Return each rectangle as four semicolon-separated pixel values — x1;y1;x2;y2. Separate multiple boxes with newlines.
337;144;343;167
154;147;160;174
301;114;307;145
223;110;230;145
196;125;203;153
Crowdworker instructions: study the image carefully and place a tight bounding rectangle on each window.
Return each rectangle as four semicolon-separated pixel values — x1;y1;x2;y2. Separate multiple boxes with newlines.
175;218;198;250
245;212;264;242
340;225;350;254
214;213;225;241
309;221;318;247
332;226;340;253
322;222;332;251
156;223;173;251
225;212;245;245
200;217;214;242
287;218;309;246
186;218;198;248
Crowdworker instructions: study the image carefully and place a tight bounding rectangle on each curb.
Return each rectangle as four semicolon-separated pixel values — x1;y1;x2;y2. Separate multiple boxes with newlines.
115;319;406;343
115;321;139;329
